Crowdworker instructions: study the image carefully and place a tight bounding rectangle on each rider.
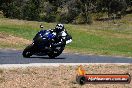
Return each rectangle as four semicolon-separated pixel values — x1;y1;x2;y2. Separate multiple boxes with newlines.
49;23;72;48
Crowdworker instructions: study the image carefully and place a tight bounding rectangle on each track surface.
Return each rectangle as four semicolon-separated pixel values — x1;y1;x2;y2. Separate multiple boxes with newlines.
0;49;132;64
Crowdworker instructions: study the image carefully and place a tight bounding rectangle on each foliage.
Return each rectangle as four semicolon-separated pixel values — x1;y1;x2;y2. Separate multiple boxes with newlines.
0;0;131;24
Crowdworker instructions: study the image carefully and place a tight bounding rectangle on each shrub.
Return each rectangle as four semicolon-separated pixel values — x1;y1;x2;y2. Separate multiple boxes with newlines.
75;13;92;24
44;14;56;22
75;13;86;24
0;11;4;18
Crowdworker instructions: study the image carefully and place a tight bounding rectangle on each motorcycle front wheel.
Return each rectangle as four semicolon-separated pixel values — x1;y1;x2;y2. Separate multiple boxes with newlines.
48;45;65;58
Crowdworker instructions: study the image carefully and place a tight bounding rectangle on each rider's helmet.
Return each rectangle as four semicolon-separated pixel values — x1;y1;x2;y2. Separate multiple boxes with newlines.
55;23;64;33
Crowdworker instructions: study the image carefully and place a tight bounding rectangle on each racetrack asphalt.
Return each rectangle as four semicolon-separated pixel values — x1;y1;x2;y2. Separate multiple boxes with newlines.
0;49;132;64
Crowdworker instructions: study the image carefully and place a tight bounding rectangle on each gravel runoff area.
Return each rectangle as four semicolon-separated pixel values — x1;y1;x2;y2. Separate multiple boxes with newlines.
0;64;132;88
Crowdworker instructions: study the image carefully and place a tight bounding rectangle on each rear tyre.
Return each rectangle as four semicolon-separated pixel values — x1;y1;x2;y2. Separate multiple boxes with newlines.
22;44;33;58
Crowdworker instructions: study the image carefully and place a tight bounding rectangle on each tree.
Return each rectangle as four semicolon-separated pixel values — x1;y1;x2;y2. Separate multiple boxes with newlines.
23;0;40;20
108;0;127;19
0;0;130;23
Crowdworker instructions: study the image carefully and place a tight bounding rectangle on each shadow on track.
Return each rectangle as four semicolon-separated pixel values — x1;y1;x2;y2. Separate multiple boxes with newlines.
27;56;66;60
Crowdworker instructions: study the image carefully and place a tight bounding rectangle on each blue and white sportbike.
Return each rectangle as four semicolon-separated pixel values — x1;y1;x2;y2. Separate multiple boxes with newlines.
22;26;72;58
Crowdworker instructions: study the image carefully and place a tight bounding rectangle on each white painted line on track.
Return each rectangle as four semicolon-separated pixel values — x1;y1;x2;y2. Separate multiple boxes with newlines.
0;63;131;69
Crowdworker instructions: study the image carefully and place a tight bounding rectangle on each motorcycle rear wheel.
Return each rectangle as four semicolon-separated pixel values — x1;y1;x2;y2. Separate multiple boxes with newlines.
22;44;33;58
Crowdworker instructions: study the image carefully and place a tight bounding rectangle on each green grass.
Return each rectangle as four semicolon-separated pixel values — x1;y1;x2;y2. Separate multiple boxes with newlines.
0;14;132;57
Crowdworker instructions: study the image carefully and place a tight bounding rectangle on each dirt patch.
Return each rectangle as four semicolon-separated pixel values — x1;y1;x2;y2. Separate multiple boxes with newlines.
0;64;131;88
0;32;31;46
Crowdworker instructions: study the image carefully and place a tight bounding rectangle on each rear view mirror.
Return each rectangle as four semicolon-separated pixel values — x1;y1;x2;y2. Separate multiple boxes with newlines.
40;24;44;28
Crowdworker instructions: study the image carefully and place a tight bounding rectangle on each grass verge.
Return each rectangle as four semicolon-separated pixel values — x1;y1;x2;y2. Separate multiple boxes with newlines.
0;14;132;57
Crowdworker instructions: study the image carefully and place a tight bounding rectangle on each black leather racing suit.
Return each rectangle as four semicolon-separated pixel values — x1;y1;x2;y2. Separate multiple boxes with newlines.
49;29;72;47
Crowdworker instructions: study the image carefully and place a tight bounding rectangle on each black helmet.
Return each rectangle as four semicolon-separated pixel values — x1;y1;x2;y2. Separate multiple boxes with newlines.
55;23;64;33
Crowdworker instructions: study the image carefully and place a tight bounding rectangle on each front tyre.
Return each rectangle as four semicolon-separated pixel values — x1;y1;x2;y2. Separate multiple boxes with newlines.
48;45;65;58
22;44;33;58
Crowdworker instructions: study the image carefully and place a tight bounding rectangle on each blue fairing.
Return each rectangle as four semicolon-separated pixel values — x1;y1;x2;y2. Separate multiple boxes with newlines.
38;30;55;40
33;30;56;48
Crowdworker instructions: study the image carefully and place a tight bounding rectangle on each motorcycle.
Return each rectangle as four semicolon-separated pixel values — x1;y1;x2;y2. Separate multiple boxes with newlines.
22;25;72;58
